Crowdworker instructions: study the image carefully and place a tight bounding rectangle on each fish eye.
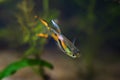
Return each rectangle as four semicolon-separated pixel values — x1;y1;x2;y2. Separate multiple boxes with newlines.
72;54;76;57
72;54;74;56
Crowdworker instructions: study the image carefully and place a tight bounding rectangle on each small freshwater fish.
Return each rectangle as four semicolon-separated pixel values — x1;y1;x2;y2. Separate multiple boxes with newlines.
37;19;80;58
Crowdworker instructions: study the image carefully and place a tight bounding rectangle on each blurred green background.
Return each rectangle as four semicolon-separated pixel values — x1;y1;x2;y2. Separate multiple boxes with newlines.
0;0;120;80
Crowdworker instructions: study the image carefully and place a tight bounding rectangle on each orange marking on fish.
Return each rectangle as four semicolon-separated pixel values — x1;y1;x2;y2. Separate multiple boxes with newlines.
61;40;67;49
51;33;58;41
39;19;50;30
37;33;48;38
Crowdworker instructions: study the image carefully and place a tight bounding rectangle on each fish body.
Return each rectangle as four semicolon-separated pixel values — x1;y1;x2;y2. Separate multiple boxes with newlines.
38;19;80;58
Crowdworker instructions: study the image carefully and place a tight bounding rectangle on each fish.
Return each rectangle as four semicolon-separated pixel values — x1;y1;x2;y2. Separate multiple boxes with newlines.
37;19;80;58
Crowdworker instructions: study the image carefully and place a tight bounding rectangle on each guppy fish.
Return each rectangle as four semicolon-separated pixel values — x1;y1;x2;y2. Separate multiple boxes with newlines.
37;19;80;58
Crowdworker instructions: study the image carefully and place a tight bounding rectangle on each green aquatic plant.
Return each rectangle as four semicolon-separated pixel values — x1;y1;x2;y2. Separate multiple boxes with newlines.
0;58;53;79
0;0;59;80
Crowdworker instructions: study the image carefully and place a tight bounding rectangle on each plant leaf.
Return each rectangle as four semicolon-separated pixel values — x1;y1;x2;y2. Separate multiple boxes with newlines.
0;58;53;79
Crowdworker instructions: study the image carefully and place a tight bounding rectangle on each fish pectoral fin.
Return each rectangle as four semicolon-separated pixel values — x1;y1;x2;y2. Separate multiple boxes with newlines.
37;33;48;38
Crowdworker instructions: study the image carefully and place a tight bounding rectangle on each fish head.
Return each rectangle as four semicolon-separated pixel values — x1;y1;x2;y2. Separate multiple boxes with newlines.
64;46;80;58
70;48;80;58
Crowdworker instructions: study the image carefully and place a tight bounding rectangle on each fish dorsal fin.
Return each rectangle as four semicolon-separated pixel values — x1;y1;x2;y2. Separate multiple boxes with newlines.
73;38;76;45
51;19;61;33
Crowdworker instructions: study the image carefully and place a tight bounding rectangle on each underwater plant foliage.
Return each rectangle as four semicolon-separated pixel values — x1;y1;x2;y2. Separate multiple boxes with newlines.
0;0;59;80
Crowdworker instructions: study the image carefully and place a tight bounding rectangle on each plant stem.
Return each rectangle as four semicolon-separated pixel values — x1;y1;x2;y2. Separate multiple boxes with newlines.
36;0;49;80
35;52;50;80
43;0;49;18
